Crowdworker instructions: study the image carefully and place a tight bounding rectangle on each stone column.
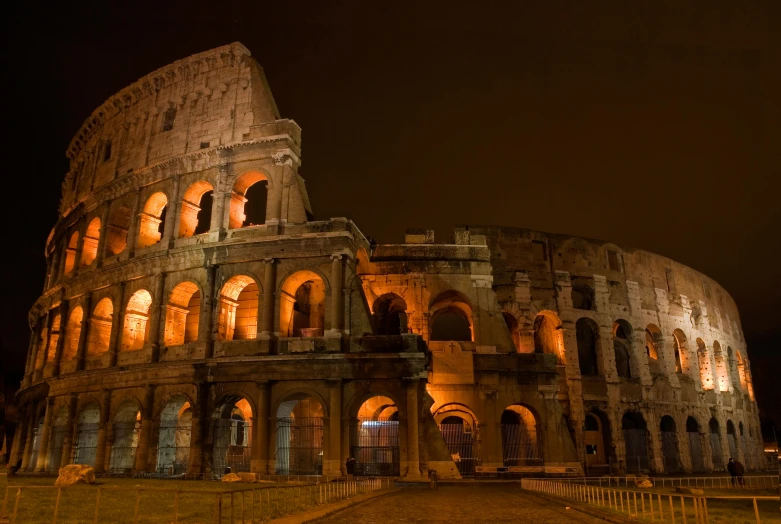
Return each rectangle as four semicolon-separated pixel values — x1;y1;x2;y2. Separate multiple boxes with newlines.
35;397;55;471
56;238;68;283
108;283;126;367
126;189;143;258
22;332;36;386
20;405;36;471
404;379;422;479
8;407;27;468
328;254;344;336
251;382;270;474
201;265;217;358
188;382;209;475
75;293;93;372
33;312;52;382
96;203;111;268
52;300;70;377
325;381;343;475
260;259;276;338
93;390;111;473
481;390;503;468
162;176;180;248
149;272;167;362
134;385;155;473
209;166;229;238
47;249;60;290
59;394;78;468
72;220;88;275
28;321;42;383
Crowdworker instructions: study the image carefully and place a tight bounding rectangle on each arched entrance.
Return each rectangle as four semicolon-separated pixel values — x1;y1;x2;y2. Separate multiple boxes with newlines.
212;397;253;474
47;407;69;472
622;412;649;472
726;420;738;460
275;396;323;475
435;405;478;477
28;409;45;470
686;417;705;472
660;415;680;473
709;418;724;470
351;396;400;476
109;401;141;472
74;404;100;466
500;405;540;466
157;396;192;475
280;271;326;338
372;294;408;335
584;411;612;473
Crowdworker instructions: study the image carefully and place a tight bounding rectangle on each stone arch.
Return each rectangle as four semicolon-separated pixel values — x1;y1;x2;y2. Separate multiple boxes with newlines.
274;392;324;475
686;416;706;472
87;298;113;357
727;347;741;391
212;394;254;474
533;311;563;363
709;418;724;470
622;411;649;472
576;317;600;376
726;419;739;460
735;351;749;392
713;341;730;391
584;409;613;471
218;274;260;340
372;293;408;335
164;281;202;346
672;329;688;375
351;395;401;476
612;319;633;379
500;404;541;466
696;338;714;390
137;191;169;248
47;405;70;472
157;394;192;474
109;399;142;471
105;203;132;256
229;170;269;229
74;402;101;466
63;306;84;361
645;324;663;374
178;180;214;238
429;290;473;342
660;415;680;473
503;312;520;351
44;313;62;366
279;270;326;338
63;231;79;275
122;290;152;351
81;217;101;266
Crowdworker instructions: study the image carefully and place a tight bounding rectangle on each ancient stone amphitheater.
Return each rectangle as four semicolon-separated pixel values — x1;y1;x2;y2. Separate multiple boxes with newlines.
11;43;762;479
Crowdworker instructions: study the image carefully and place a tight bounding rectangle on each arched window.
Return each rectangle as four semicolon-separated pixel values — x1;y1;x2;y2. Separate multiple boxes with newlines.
571;283;595;310
533;313;563;363
728;347;741;391
64;307;84;361
672;329;688;374
137;192;168;248
736;351;749;392
212;396;254;473
87;298;113;357
709;418;724;470
372;294;408;335
109;401;141;472
164;282;201;346
178;181;214;238
612;320;633;379
713;341;730;391
105;204;132;256
660;415;680;472
229;172;268;229
122;290;152;351
81;218;101;266
696;338;714;389
74;404;100;466
503;312;520;351
279;271;325;338
622;412;649;472
45;314;62;367
686;416;705;472
63;232;79;275
500;405;540;466
429;290;473;342
645;326;660;360
275;395;322;475
576;318;599;376
218;275;259;340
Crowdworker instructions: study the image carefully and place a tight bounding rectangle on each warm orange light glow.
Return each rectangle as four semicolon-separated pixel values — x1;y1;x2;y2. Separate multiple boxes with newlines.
87;298;113;356
122;289;152;351
138;192;168;248
279;270;325;337
81;217;101;266
217;275;258;340
164;281;201;346
63;231;79;274
179;180;214;238
229;171;268;229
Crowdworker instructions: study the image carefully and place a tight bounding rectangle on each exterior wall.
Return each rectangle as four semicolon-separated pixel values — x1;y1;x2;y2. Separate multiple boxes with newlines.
15;43;763;479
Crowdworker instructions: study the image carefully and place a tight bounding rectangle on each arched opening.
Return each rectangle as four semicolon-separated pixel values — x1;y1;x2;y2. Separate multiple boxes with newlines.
229;171;268;229
372;294;408;336
212;397;253;474
429;290;473;342
74;403;100;466
534;313;562;363
179;180;214;238
503;312;520;352
726;420;738;460
612;320;633;379
500;405;540;466
686;417;705;472
218;275;259;341
645;325;663;374
673;330;688;374
109;401;141;472
713;341;730;391
435;404;478;477
105;204;131;256
63;232;79;275
47;407;69;472
576;318;600;376
738;421;751;470
736;352;749;392
63;307;83;361
275;395;323;475
137;192;168;248
81;218;101;267
45;314;61;367
157;396;192;475
164;282;201;346
584;410;612;473
87;298;113;357
660;415;680;473
34;322;48;372
709;418;724;470
571;283;595;310
696;338;714;390
28;409;45;471
121;290;152;351
351;396;400;476
280;271;325;338
622;412;649;472
727;347;741;391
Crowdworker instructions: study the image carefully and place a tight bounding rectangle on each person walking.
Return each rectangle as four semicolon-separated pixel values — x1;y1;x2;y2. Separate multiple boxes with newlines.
727;457;736;486
734;459;745;487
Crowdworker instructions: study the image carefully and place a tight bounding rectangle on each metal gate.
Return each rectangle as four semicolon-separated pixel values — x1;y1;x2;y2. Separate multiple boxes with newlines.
351;418;399;476
47;426;69;472
74;423;99;466
710;432;724;470
109;421;139;472
213;419;251;474
156;421;191;475
688;432;705;472
623;429;649;472
501;424;541;466
276;417;323;475
439;423;478;476
661;431;680;473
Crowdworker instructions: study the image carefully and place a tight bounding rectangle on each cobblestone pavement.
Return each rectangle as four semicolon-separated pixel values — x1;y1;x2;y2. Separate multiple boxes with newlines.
315;484;607;523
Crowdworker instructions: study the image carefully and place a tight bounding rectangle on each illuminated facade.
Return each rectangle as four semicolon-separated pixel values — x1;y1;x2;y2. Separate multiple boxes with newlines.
12;43;763;478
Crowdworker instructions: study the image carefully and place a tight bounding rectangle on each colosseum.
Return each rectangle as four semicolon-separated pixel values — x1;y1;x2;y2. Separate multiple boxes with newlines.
10;42;763;480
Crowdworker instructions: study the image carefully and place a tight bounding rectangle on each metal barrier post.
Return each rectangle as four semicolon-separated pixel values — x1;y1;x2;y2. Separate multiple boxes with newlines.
93;487;102;524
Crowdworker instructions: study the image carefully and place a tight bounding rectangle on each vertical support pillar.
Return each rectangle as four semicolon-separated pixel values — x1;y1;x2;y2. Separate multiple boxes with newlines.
108;283;126;367
482;390;504;468
93;390;111;473
56;238;68;283
8;405;27;468
162;176;180;248
134;385;155;473
22;331;36;387
20;404;36;471
52;300;70;377
35;397;55;471
325;380;342;475
126;189;143;258
95;203;111;268
404;379;421;479
209;165;229;240
60;394;78;468
149;272;167;362
33;312;51;382
75;293;93;372
251;382;270;474
201;265;217;358
187;382;209;475
327;254;344;336
260;259;276;338
46;248;60;290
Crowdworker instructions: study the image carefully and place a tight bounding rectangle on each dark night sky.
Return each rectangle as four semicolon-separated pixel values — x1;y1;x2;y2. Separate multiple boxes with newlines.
3;1;779;430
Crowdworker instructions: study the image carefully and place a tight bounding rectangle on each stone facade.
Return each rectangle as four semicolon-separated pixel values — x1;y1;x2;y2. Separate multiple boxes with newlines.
12;43;762;479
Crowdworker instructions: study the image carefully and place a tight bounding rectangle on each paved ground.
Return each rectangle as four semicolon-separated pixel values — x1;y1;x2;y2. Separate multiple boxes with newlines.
315;484;607;523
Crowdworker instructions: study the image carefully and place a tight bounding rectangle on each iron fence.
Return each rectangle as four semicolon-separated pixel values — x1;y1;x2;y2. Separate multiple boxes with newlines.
350;418;400;476
501;423;540;466
623;428;650;472
275;417;323;475
439;423;478;476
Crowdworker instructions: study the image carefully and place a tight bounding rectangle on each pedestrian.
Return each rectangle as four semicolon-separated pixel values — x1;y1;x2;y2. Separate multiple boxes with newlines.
727;457;736;486
734;459;745;487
